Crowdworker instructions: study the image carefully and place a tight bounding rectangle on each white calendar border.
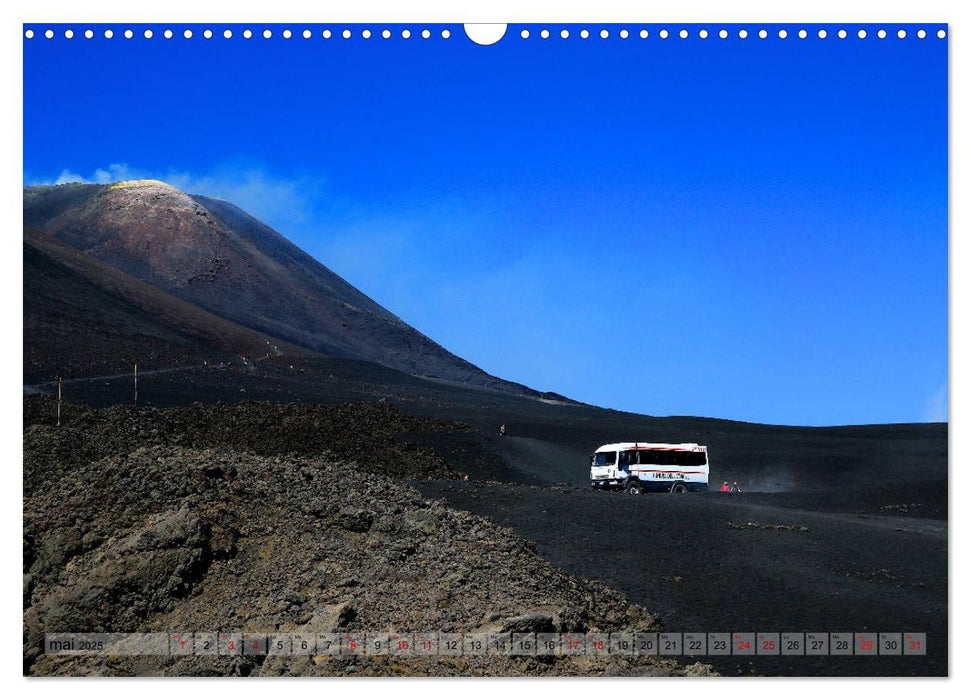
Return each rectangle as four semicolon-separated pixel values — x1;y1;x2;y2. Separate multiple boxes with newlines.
4;1;963;699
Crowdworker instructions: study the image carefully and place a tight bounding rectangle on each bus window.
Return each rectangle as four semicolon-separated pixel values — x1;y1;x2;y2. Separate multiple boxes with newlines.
593;451;617;467
674;451;707;467
642;450;675;466
620;450;637;467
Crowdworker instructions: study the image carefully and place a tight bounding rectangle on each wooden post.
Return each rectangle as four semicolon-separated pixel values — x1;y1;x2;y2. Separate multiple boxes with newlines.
56;376;62;427
134;362;138;407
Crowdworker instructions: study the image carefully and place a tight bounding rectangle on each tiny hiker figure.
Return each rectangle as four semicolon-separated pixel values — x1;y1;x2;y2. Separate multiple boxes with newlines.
719;481;730;492
730;481;741;493
499;423;506;436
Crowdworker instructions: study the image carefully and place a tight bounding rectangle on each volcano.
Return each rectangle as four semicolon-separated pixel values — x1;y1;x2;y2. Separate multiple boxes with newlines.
24;180;545;396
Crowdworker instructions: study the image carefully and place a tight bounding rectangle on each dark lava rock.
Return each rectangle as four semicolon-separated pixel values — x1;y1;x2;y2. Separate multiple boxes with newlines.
336;508;374;533
502;612;556;633
23;397;679;678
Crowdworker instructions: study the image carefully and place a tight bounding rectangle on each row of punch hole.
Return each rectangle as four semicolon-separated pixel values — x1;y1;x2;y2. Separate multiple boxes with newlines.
24;25;948;42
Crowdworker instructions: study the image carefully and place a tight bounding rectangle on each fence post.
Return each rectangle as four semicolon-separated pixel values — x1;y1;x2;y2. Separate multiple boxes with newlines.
134;362;139;407
57;376;62;427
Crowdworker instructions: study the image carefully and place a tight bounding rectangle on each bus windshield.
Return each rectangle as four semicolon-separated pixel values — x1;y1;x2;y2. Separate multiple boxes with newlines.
592;451;617;467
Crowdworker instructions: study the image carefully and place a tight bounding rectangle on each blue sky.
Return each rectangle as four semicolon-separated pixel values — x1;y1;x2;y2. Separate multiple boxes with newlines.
23;24;948;425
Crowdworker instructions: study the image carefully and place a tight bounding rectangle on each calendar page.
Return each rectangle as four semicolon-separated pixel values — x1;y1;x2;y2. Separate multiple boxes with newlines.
21;12;948;680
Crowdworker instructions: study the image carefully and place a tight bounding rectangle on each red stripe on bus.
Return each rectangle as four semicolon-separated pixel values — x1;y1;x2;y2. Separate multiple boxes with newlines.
629;447;704;452
630;469;707;474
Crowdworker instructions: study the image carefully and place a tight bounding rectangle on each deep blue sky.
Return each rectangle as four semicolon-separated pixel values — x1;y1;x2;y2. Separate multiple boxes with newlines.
23;24;948;425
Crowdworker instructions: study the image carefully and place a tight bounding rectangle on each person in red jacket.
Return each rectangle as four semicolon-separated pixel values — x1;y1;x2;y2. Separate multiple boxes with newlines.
719;481;730;492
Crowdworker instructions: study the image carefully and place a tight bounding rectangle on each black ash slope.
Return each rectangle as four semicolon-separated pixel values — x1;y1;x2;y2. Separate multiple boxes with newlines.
416;479;947;677
23;226;308;383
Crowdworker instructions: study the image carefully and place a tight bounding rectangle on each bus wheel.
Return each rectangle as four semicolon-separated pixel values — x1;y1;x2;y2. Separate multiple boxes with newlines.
670;482;688;494
625;481;644;495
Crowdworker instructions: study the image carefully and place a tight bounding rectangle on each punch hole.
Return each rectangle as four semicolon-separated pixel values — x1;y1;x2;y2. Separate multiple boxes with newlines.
699;29;708;39
561;29;569;39
659;29;669;39
401;29;410;39
818;29;827;39
282;29;292;39
164;29;173;39
243;29;253;39
778;29;788;39
223;29;233;39
520;29;529;39
621;29;630;39
838;29;847;39
580;29;590;39
264;29;273;39
64;29;74;39
718;29;728;39
144;29;153;39
204;29;213;39
44;29;53;39
877;29;887;39
758;29;767;39
798;29;808;39
85;29;94;39
738;29;748;39
640;29;648;39
858;29;867;38
897;29;906;39
937;29;946;38
362;29;372;39
464;24;507;46
600;29;609;39
24;28;34;39
540;29;550;39
125;29;134;39
184;29;193;39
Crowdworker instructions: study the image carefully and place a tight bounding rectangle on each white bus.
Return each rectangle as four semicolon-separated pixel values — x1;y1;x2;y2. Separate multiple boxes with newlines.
590;442;710;494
